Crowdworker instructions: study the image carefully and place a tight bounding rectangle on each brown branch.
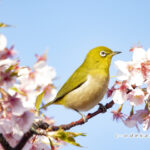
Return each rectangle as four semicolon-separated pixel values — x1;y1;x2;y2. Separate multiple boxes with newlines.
0;133;13;150
0;100;114;150
49;100;114;131
14;130;35;150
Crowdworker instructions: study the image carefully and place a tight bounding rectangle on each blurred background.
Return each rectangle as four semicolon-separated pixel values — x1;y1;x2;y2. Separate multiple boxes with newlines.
0;0;150;149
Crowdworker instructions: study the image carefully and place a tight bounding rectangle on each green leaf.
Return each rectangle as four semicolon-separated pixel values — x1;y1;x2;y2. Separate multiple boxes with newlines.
53;129;86;147
0;22;13;28
10;72;18;77
35;91;45;111
5;65;17;73
11;87;26;96
49;138;55;150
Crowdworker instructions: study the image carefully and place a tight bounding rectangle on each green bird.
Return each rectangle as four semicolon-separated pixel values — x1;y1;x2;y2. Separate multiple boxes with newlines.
41;46;121;120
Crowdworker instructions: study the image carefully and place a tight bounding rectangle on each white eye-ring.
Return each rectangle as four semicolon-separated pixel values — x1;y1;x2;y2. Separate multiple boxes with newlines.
100;51;106;57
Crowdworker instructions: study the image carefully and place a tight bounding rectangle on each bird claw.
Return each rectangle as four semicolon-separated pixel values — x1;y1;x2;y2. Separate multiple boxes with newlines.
73;109;87;123
98;103;107;113
82;115;88;123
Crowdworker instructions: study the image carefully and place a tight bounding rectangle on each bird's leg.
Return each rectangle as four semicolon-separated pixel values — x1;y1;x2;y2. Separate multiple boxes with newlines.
73;109;87;122
98;103;107;113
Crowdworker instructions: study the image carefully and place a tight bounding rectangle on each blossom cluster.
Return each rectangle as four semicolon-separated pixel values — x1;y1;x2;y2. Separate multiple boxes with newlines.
110;47;150;131
0;33;62;149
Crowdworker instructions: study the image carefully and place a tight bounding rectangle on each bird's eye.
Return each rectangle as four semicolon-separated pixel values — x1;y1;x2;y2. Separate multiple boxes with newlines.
100;51;106;57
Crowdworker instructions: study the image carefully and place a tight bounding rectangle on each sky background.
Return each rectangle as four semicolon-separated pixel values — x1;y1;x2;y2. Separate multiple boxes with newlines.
0;0;150;150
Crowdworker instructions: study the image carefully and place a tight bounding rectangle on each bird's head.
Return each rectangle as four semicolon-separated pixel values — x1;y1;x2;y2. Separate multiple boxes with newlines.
84;46;121;70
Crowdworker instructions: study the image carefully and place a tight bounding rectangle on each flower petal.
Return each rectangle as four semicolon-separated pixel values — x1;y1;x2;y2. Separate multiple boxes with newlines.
112;89;127;104
132;48;146;62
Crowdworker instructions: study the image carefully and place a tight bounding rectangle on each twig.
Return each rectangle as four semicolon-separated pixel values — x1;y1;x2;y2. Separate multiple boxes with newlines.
0;100;114;150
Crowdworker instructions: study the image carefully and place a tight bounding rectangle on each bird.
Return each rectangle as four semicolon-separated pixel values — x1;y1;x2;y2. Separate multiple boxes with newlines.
41;46;121;121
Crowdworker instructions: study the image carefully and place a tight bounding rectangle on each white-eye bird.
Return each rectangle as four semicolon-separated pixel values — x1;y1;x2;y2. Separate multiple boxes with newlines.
41;46;121;120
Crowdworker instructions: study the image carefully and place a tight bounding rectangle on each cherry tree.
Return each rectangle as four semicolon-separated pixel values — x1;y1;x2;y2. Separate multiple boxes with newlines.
0;23;149;150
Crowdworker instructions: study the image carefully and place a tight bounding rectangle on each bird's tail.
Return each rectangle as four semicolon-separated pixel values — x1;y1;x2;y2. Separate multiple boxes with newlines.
40;100;55;109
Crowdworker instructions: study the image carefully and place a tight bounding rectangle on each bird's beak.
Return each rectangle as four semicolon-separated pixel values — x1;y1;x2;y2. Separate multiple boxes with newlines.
111;51;122;56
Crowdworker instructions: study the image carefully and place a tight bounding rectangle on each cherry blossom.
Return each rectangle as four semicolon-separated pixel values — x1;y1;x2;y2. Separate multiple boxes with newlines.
33;60;56;87
112;47;150;131
12;111;35;133
131;110;149;124
127;88;145;106
143;116;150;131
112;89;127;104
132;48;150;63
112;81;129;104
0;34;62;149
115;60;145;86
122;117;138;128
111;110;124;121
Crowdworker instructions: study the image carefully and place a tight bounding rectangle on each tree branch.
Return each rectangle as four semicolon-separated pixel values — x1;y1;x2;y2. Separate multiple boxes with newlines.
49;100;114;131
0;133;13;150
0;100;114;150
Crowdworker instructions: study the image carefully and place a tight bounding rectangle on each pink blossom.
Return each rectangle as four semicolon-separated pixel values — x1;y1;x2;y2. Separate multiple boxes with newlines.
122;117;139;131
131;110;149;124
107;85;116;98
115;60;132;81
115;60;145;86
128;69;144;86
1;92;27;116
0;46;16;59
3;133;20;147
19;91;39;109
10;95;27;116
0;71;16;88
28;136;50;150
111;110;124;121
0;59;17;70
33;61;56;87
127;88;145;106
112;81;129;104
22;142;32;150
112;47;150;131
0;34;69;149
0;119;13;134
12;111;34;133
0;145;4;150
143;114;150;131
35;52;47;62
114;48;150;86
112;89;127;104
132;48;147;63
17;67;37;91
122;117;137;128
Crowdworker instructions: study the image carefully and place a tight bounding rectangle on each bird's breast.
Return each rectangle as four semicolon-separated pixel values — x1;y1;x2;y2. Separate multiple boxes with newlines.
64;74;109;111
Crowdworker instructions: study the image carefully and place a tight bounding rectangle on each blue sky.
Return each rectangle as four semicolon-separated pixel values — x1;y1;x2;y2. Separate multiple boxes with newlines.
0;0;150;150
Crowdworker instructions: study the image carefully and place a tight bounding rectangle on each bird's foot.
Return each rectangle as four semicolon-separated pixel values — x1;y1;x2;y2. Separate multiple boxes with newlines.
98;103;107;113
82;114;88;123
74;109;87;123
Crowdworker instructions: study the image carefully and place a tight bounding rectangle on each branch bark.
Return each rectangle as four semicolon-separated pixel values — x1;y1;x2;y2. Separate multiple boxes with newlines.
0;100;114;150
0;133;12;150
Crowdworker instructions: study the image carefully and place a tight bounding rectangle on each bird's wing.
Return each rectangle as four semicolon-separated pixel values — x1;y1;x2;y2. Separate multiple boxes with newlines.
41;66;87;109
